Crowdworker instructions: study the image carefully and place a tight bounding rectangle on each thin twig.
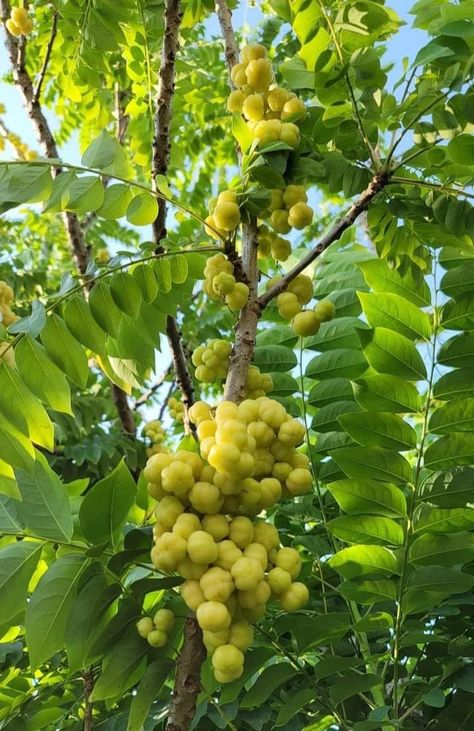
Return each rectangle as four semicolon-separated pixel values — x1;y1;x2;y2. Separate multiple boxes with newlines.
33;10;58;103
159;379;176;421
389;175;474;200
134;363;173;409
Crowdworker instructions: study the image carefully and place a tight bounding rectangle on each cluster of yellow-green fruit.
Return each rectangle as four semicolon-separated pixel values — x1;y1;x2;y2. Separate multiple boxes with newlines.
263;184;313;235
191;339;273;397
136;608;175;648
227;44;306;151
274;273;336;336
0;281;17;327
203;253;249;312
257;225;292;262
168;396;184;423
205;190;241;241
142;419;168;457
96;248;110;264
143;397;311;682
5;6;33;36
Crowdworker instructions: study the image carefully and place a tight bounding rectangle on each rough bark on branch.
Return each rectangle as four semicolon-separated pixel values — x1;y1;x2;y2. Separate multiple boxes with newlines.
258;171;390;308
165;616;206;731
0;0;136;439
215;0;239;86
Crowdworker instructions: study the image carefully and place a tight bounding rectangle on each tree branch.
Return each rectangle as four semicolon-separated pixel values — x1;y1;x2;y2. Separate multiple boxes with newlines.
82;668;94;731
0;0;136;439
133;363;173;410
33;10;58;104
215;0;239;86
165;616;206;731
258;171;390;308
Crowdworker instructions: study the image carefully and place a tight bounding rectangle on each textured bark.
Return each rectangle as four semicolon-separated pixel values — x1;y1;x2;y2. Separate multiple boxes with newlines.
166;616;206;731
215;0;240;86
0;0;136;438
258;171;390;308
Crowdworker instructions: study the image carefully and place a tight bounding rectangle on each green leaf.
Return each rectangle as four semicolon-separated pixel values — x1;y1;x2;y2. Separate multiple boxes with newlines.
40;314;89;388
132;264;159;303
407;566;474;595
110;272;143;318
327;515;404;545
339;411;417;451
126;658;174;731
240;663;294;709
314;656;363;680
169;254;189;284
447;134;474;166
64;296;107;354
353;374;422;413
252;345;297;372
153;259;172;293
64;175;104;213
219;647;275;704
126;192;159;225
82;131;129;176
276;612;350;651
302;716;335;731
339;579;397;604
0;420;35;470
433;368;474;401
429;399;474;434
329;545;399;579
353;611;394;633
415;505;474;534
0;494;24;533
26;553;88;668
441;295;474;331
274;688;315;727
0;363;54;451
89;282;123;338
268;372;300;396
0;165;52;212
440;264;474;298
330;446;412;484
423;468;474;507
0;541;43;625
232;112;253;153
313;401;361;433
329;673;383;705
308;378;355;406
306;317;369;352
358;259;431;307
97;183;133;219
424;434;474;471
327;479;407;517
358;327;427;381
306;348;367;380
8;299;46;337
65;571;121;672
15;456;74;542
358;292;431;340
437;333;474;368
79;459;136;547
91;628;148;701
14;336;72;414
410;532;474;566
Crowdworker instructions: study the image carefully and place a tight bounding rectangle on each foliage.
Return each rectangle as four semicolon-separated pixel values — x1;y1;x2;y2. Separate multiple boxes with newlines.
0;0;474;729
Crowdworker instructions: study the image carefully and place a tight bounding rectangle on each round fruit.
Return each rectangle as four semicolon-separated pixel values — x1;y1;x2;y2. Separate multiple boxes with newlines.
314;299;336;322
275;547;302;579
213;202;241;231
200;567;234;602
270;209;291;234
136;617;154;638
147;629;168;647
212;643;245;673
187;530;218;564
228;621;254;651
279;582;309;611
245;58;273;91
277;292;301;320
292;310;321;337
241;44;267;63
286;467;313;496
181;580;206;611
231;557;264;591
242;94;265;121
267;567;292;594
227;89;246;113
196;601;232;632
288;202;313;229
153;608;175;632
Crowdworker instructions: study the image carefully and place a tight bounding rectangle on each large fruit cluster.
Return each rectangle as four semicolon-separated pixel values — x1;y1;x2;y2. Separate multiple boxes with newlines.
5;7;33;36
227;44;306;151
0;281;17;327
192;339;273;397
203;253;249;312
143;397;312;682
142;419;168;457
136;608;175;648
205;190;241;240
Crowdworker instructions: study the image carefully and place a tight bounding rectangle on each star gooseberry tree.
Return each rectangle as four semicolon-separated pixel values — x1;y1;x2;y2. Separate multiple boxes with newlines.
0;0;474;729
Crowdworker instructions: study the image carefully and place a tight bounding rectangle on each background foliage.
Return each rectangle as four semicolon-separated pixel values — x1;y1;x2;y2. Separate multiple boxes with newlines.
1;0;474;729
